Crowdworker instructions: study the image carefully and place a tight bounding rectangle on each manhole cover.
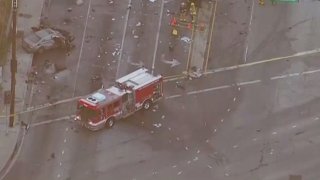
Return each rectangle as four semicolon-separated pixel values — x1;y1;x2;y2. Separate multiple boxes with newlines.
289;175;302;180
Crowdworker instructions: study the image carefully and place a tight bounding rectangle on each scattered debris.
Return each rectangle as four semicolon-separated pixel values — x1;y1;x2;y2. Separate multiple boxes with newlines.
149;0;157;2
193;156;199;161
161;115;165;119
136;22;142;27
76;0;84;5
134;35;139;39
177;171;182;175
175;81;185;90
112;18;115;21
181;36;191;43
153;123;162;128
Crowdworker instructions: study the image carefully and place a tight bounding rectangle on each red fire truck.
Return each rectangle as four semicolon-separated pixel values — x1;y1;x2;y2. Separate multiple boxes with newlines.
75;68;163;131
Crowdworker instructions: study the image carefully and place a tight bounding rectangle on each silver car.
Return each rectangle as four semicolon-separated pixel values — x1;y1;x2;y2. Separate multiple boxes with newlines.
22;28;73;53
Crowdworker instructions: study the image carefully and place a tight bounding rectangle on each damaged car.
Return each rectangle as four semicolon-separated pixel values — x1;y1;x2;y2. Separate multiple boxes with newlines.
22;27;75;53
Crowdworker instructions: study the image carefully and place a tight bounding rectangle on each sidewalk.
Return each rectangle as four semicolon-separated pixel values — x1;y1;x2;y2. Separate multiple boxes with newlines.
0;0;44;177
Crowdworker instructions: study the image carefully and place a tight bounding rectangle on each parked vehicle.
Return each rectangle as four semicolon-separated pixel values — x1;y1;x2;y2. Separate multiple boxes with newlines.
75;68;164;131
22;28;74;53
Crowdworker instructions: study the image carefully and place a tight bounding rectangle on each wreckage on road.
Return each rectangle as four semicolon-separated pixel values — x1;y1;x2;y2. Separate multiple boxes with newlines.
22;27;75;53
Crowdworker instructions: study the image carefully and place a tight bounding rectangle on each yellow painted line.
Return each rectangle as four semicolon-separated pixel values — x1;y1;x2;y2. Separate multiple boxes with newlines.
205;48;320;74
204;0;218;73
163;74;186;82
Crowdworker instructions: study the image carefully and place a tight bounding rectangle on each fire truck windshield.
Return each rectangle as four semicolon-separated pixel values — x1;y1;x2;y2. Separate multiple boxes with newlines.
78;106;100;121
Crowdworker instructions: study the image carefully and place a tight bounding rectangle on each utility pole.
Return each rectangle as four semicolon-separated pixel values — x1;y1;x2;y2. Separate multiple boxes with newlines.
9;0;18;127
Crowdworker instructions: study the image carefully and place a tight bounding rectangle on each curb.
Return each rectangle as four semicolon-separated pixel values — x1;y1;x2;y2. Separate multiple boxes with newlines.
0;125;25;180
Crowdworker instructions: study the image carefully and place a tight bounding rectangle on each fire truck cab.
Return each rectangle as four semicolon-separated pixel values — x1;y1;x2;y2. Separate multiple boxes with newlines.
75;68;163;131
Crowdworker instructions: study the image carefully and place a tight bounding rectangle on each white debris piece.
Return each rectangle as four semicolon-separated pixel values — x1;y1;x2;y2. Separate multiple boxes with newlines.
149;0;157;2
153;123;162;128
136;22;142;27
161;115;165;119
76;0;84;5
177;171;182;175
193;156;199;161
181;36;192;43
197;150;200;154
112;18;115;21
207;165;213;169
134;35;139;39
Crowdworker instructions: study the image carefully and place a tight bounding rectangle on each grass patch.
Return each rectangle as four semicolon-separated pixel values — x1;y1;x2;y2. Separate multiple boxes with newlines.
0;0;12;66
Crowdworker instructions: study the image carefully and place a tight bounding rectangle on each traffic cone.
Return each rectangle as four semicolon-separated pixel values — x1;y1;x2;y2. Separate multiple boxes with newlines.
170;17;177;26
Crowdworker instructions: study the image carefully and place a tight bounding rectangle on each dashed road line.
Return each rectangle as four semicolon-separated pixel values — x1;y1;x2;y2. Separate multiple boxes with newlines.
204;0;218;72
30;115;74;128
72;0;93;97
151;0;165;75
244;0;255;63
116;0;132;79
166;68;320;99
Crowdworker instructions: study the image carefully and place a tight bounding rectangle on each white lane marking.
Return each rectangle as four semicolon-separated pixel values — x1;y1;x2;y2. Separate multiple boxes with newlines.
244;0;255;63
187;85;231;95
270;74;288;80
151;0;165;75
116;0;132;79
72;0;93;97
237;79;261;86
206;48;320;74
302;69;320;74
30;115;74;128
166;67;320;99
26;96;81;111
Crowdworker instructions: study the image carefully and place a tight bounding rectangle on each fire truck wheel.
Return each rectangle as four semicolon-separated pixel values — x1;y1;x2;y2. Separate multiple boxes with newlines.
143;100;152;110
106;118;115;128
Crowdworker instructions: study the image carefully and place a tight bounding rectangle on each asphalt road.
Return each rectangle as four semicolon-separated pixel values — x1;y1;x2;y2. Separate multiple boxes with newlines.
4;0;320;180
